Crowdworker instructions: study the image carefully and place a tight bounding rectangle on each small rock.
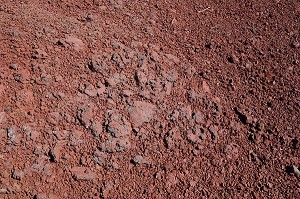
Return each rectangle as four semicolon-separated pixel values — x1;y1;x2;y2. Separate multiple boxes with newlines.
170;110;179;121
202;80;211;94
0;112;6;124
32;49;48;59
97;86;106;95
84;84;98;97
70;167;95;181
165;70;178;82
128;101;156;127
47;112;62;125
93;151;107;166
12;170;24;180
65;35;86;51
13;69;31;83
184;65;196;77
90;120;103;137
107;114;131;138
88;56;109;75
7;126;21;144
164;81;172;95
208;125;218;143
187;130;199;143
101;137;131;153
292;42;300;48
49;142;64;162
227;54;239;63
9;63;18;70
193;111;205;124
135;71;147;86
0;188;8;194
77;104;95;128
292;165;300;177
165;54;180;64
132;155;149;165
121;89;133;97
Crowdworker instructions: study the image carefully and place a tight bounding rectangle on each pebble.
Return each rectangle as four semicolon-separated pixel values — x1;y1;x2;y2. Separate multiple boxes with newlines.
93;151;107;166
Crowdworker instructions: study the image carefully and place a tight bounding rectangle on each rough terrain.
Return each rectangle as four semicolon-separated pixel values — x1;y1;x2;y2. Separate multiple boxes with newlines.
0;0;299;198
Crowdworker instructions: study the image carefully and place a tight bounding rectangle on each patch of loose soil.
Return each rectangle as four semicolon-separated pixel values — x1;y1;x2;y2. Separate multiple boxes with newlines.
0;0;299;198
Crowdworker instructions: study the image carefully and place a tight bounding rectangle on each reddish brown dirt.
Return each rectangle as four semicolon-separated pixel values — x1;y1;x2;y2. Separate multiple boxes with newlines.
0;0;299;198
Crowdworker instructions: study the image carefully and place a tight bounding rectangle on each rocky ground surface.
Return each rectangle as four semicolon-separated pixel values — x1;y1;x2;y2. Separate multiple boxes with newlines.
0;0;299;198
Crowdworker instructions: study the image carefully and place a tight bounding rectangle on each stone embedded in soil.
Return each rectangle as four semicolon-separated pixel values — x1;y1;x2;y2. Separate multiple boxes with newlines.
193;111;205;124
65;35;86;51
32;49;48;59
88;55;109;75
292;165;300;177
187;130;199;143
7;126;22;144
84;84;98;97
165;54;180;64
0;188;8;194
208;125;218;143
132;155;149;165
70;167;96;181
49;142;64;162
90;120;103;137
202;80;211;94
77;104;95;128
107;114;131;138
0;112;6;124
13;69;31;83
12;170;25;180
135;71;147;86
128;101;156;127
47;112;62;125
101;137;131;153
93;151;107;166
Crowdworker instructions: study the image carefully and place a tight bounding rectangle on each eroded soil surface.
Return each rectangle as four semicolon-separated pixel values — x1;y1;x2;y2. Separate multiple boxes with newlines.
0;0;299;198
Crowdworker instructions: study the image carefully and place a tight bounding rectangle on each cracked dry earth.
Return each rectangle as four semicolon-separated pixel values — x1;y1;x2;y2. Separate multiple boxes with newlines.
0;0;299;198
